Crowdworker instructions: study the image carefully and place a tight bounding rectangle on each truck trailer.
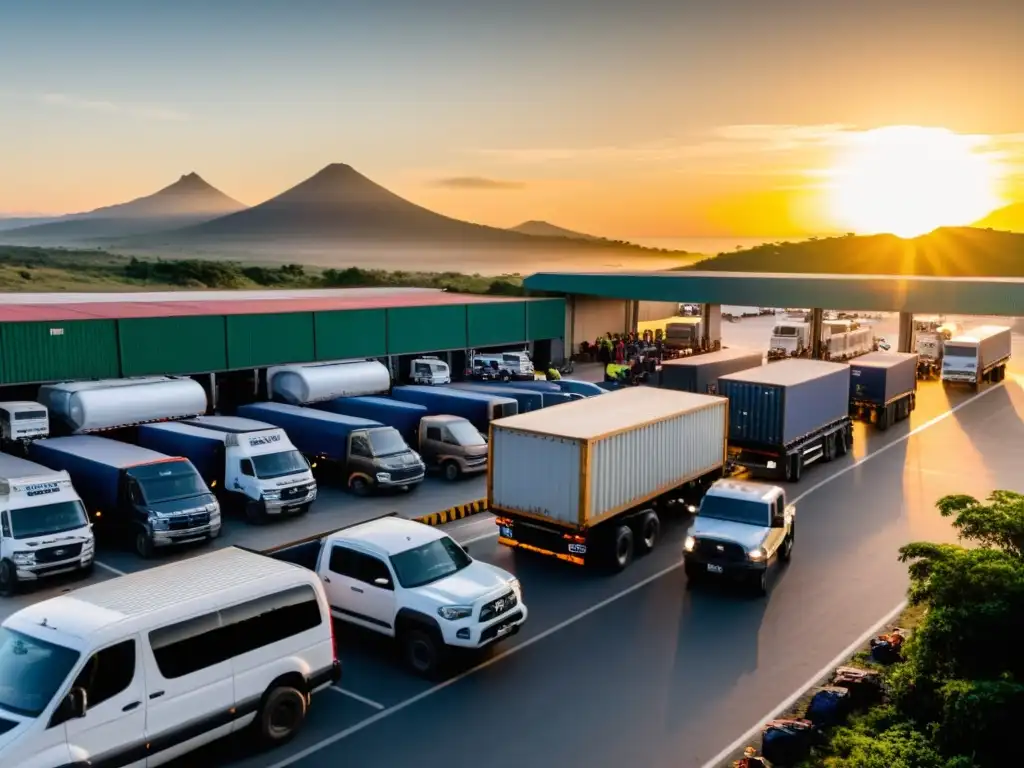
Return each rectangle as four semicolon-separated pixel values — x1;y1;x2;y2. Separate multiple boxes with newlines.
269;359;391;405
29;436;219;558
446;382;554;411
849;352;918;429
717;359;853;482
391;385;518;433
659;348;765;394
489;387;728;571
941;325;1011;389
237;402;425;494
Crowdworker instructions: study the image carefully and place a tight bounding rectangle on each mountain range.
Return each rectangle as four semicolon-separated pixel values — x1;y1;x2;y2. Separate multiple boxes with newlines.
973;203;1024;233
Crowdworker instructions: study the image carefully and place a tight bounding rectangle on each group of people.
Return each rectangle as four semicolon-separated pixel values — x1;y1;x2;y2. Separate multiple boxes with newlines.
580;330;666;366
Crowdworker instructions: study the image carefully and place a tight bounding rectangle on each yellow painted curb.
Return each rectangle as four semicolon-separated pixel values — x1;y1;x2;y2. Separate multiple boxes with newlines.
413;498;489;527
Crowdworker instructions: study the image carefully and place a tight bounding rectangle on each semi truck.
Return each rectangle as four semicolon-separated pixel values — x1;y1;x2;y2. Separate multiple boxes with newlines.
269;359;391;405
391;385;518;433
941;325;1011;389
317;396;488;481
37;376;208;434
849;352;918;429
659;348;764;394
137;416;317;522
913;317;962;379
717;359;853;482
0;454;94;595
237;402;425;494
29;436;219;558
0;401;49;455
489;387;728;572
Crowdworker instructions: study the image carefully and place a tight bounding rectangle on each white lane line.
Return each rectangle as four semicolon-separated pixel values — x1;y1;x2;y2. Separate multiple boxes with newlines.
329;687;385;711
94;561;126;576
698;600;908;768
461;529;499;545
266;382;1006;768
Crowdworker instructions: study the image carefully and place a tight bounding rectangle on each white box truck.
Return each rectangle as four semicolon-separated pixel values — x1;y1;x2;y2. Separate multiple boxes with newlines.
941;325;1011;389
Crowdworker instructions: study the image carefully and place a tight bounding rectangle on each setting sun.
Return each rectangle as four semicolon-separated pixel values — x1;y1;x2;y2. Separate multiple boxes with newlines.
828;126;1003;238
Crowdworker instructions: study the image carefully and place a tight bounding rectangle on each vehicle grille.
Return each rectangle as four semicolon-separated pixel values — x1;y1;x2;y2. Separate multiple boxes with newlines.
281;484;312;501
34;542;84;564
480;610;523;642
693;538;747;562
466;455;488;467
389;466;423;482
479;590;518;623
168;512;210;531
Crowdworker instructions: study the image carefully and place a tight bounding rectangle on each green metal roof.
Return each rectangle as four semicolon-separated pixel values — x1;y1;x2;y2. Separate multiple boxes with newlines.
523;271;1024;315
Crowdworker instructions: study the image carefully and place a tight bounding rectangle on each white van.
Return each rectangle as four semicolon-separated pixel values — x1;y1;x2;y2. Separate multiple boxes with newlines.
0;455;94;597
0;402;49;447
409;356;451;385
0;547;339;767
471;352;534;381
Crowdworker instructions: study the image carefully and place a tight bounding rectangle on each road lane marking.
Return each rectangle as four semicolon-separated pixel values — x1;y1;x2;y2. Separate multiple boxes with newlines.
94;561;126;576
329;687;385;711
265;382;1006;768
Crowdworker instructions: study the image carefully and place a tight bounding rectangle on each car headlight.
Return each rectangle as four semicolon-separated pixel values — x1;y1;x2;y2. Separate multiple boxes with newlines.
204;502;220;515
748;548;765;561
683;536;696;552
12;551;35;566
437;605;473;621
150;517;170;531
263;491;281;501
686;504;697;514
376;472;391;482
509;578;522;599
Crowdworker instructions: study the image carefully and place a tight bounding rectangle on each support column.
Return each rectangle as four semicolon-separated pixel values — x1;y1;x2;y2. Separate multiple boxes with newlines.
701;303;722;350
897;311;914;353
810;308;824;359
209;373;217;412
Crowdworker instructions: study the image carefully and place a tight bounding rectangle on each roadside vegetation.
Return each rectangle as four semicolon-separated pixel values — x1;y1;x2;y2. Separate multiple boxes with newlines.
783;491;1024;768
0;245;525;295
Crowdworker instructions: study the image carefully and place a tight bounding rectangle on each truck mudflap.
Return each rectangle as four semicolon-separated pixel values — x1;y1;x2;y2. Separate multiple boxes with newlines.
495;516;586;566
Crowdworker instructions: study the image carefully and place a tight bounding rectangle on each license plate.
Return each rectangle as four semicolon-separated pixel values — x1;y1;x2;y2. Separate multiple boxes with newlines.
568;543;587;554
284;505;301;514
707;564;723;574
499;525;513;538
496;623;514;638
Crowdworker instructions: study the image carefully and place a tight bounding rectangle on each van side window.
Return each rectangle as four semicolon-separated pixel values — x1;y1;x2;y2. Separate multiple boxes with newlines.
149;612;225;679
0;512;9;538
426;426;442;441
350;436;371;458
72;640;135;709
221;586;322;656
240;460;254;477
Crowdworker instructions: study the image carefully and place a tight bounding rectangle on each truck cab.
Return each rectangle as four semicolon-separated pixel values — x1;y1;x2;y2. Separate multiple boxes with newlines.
409;356;451;385
0;402;49;454
665;318;704;350
419;415;488;480
769;322;810;359
0;456;94;596
682;479;795;596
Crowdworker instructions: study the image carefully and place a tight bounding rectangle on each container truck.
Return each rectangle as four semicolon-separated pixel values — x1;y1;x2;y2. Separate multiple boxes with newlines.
489;387;728;572
137;416;317;522
849;352;918;429
0;454;94;595
913;318;962;379
391;385;518;433
446;382;566;410
37;376;208;434
659;348;764;394
317;396;488;480
237;402;425;494
0;401;49;455
717;359;853;482
268;359;391;405
941;325;1011;389
29;436;220;558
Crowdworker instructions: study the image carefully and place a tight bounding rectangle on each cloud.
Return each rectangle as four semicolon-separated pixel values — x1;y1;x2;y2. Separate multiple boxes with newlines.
38;93;187;122
432;176;525;190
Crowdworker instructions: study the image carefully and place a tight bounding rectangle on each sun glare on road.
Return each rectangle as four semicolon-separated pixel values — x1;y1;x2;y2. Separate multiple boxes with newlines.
828;126;1003;238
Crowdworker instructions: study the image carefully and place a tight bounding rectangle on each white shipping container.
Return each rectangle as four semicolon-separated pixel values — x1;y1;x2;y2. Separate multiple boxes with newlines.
489;387;726;528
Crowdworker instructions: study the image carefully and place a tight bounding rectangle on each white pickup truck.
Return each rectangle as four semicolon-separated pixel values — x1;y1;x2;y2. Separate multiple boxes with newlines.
682;479;795;596
267;515;527;677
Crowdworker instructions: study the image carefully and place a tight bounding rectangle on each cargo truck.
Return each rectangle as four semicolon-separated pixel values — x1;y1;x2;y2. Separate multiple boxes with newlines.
0;454;94;595
446;382;561;411
29;436;220;558
317;396;488;480
849;352;918;429
489;387;728;571
237;402;425;494
38;376;208;434
137;417;317;523
0;401;49;455
269;359;391;405
717;359;853;482
659;348;764;394
391;385;518;433
941;325;1011;389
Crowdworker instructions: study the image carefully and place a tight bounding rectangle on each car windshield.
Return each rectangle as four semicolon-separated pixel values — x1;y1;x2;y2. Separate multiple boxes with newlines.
251;450;308;479
944;344;977;358
699;495;770;526
368;428;409;457
0;628;80;718
389;537;472;588
9;500;89;539
446;421;485;446
130;464;208;504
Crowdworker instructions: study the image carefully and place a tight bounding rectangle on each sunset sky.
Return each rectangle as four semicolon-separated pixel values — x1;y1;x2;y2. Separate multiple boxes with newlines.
2;0;1022;238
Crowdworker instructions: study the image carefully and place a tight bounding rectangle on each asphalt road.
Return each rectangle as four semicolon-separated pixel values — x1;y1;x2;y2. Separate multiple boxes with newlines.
157;364;1024;768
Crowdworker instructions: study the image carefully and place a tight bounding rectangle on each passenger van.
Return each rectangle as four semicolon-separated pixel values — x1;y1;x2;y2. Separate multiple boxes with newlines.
471;351;534;381
0;547;339;767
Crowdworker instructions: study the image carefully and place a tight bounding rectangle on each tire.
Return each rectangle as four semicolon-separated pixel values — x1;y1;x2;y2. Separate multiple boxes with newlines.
135;531;154;559
349;476;370;496
836;427;850;456
634;510;660;555
750;569;769;597
684;561;700;588
610;524;635;571
823;433;836;462
877;406;890;431
786;453;802;482
77;561;95;580
0;559;19;597
256;685;308;745
401;627;443;678
443;461;461;482
780;526;795;562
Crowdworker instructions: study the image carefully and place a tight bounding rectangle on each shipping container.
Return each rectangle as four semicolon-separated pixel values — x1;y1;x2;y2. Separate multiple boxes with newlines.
446;383;546;412
314;309;387;361
659;348;764;394
849;352;918;406
391;385;517;433
317;396;427;443
1;320;120;385
526;298;567;341
489;387;727;529
467;302;528;348
387;305;467;355
118;315;227;377
225;312;315;369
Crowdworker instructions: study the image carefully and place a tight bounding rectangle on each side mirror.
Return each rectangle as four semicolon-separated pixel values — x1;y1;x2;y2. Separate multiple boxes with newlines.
69;687;88;719
373;577;391;588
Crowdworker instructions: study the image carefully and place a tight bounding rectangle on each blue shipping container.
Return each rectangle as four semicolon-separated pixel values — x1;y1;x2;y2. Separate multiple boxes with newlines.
318;396;427;443
446;383;548;411
137;423;226;483
475;380;587;403
849;352;917;406
238;402;384;462
390;385;518;432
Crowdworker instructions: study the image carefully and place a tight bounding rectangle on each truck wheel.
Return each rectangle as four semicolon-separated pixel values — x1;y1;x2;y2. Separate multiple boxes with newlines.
256;684;307;745
634;510;660;555
780;526;795;562
442;461;461;482
401;627;444;678
0;560;19;597
609;525;635;571
785;454;802;482
750;569;769;597
349;476;370;496
135;532;154;559
876;406;889;431
835;427;850;456
823;433;837;462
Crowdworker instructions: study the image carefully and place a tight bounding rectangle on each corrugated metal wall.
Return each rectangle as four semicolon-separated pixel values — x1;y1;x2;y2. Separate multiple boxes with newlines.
467;302;527;347
119;315;227;376
387;305;467;354
315;309;387;360
526;298;566;340
490;428;582;525
1;320;120;384
226;312;315;368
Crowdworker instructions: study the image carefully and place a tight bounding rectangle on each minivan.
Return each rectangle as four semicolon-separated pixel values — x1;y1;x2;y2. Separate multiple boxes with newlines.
0;546;339;767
